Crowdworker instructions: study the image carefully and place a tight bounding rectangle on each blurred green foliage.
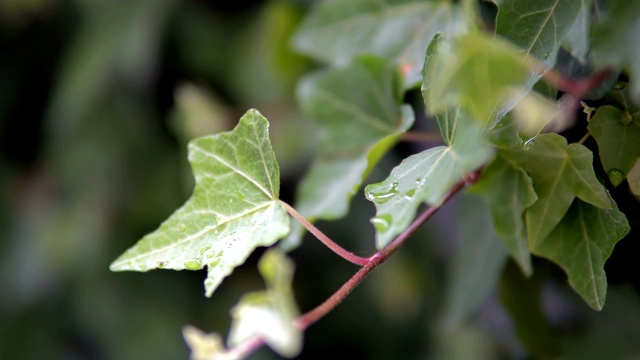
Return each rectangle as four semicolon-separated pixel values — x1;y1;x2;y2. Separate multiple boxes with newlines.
1;1;639;359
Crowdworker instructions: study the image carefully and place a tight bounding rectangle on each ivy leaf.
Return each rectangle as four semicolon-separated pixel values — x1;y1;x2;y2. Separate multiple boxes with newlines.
470;154;537;275
534;199;629;310
283;56;413;250
560;0;591;61
365;108;492;249
110;110;290;297
496;0;584;67
590;0;640;98
292;0;465;88
228;249;301;358
501;134;612;247
587;105;640;187
422;31;532;125
628;159;640;196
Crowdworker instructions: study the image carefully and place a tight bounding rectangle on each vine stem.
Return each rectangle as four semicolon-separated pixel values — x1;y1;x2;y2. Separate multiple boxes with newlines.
401;131;443;143
224;171;479;358
279;200;370;266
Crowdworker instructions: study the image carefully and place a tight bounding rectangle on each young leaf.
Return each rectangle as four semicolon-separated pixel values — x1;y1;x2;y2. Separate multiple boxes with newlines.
496;0;584;67
365;108;492;249
422;31;532;125
534;199;629;310
110;110;290;297
284;56;413;249
182;325;227;360
228;249;301;358
591;0;640;98
501;134;612;247
587;105;640;187
470;154;537;275
292;0;465;88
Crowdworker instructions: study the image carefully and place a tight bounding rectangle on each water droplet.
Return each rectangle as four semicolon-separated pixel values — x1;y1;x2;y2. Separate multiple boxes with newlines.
251;221;256;226
243;220;249;226
206;251;216;258
204;279;215;288
214;229;219;235
404;189;416;200
228;198;233;204
366;181;399;204
371;214;392;233
543;52;550;59
200;246;211;255
607;168;626;187
179;223;186;232
518;133;537;150
139;264;148;271
156;261;166;268
235;191;245;200
226;242;233;249
184;260;201;270
209;260;220;268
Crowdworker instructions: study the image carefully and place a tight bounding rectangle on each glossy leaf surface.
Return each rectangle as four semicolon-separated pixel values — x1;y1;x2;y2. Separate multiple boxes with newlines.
110;110;289;297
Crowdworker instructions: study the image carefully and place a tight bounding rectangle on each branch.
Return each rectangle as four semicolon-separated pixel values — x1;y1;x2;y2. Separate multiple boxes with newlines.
279;200;369;266
223;171;480;358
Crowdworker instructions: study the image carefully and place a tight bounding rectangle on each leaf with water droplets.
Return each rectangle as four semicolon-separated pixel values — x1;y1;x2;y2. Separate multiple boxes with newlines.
534;199;629;310
587;105;640;187
501;134;613;247
366;108;492;249
470;154;537;275
282;56;414;250
228;248;301;357
110;110;289;297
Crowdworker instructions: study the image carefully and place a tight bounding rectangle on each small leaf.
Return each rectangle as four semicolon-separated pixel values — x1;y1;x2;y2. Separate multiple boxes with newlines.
470;154;537;275
283;56;413;249
422;31;532;125
228;249;301;358
501;134;612;247
591;0;640;98
182;326;228;360
587;105;640;187
366;108;492;249
292;0;466;88
533;199;629;310
110;110;290;297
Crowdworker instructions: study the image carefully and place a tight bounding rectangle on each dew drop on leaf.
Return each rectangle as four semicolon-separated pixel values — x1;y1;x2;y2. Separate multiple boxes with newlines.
200;245;211;255
184;260;201;270
371;214;392;233
156;261;166;268
235;191;245;200
366;181;399;204
243;220;249;226
404;189;416;200
179;223;186;232
208;259;220;268
607;168;626;187
517;133;536;150
543;52;550;59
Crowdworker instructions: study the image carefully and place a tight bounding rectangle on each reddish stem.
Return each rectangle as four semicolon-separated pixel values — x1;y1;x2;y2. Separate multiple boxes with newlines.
543;69;612;101
279;200;370;266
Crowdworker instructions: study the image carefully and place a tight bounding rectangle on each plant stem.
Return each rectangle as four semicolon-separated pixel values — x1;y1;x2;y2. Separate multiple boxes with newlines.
401;131;443;143
295;173;473;330
543;69;612;100
223;172;477;358
279;200;370;266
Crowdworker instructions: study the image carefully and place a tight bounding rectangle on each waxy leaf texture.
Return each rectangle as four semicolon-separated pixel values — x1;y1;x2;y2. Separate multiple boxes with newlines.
110;110;289;297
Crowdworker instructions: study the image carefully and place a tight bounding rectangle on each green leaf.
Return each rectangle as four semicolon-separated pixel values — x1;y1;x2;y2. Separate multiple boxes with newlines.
628;159;640;196
587;105;640;187
422;31;532;125
470;154;537;275
501;134;612;247
110;110;290;297
560;0;591;61
534;199;629;310
292;0;466;88
591;0;640;98
228;249;301;358
366;108;492;249
283;56;413;250
496;0;584;67
441;194;508;331
182;325;226;360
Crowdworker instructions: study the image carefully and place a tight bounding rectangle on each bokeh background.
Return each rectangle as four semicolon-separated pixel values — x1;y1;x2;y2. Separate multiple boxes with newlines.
1;1;640;359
